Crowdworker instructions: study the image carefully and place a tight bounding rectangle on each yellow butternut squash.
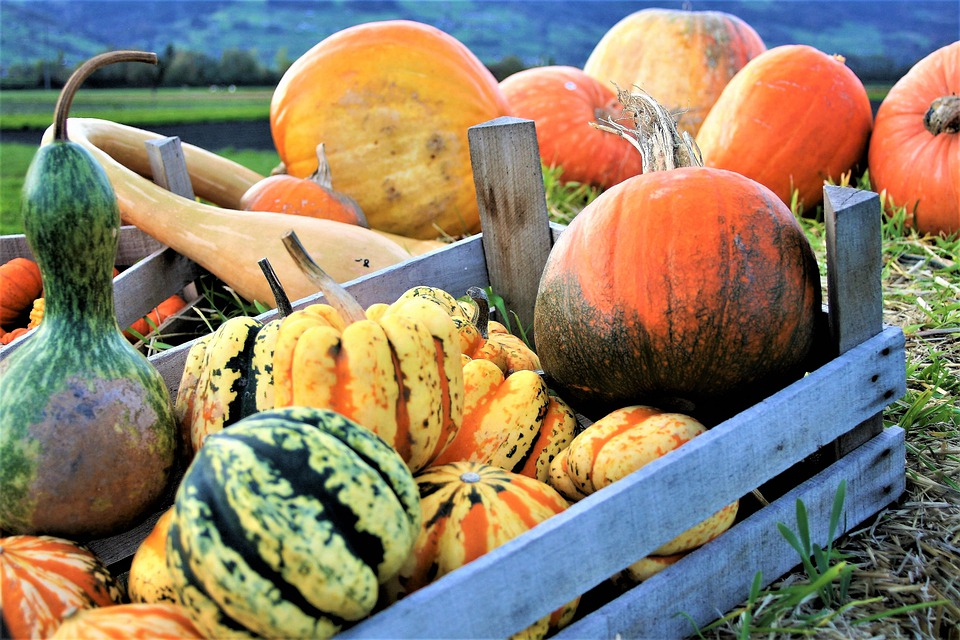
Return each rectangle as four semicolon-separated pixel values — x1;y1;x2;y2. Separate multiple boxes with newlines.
41;118;444;305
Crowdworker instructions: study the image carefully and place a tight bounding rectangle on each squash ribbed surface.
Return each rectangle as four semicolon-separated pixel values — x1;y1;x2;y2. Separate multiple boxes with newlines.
166;407;420;639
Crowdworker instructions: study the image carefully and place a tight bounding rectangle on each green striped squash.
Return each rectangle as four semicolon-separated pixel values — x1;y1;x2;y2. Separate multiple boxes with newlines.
174;315;282;456
165;406;421;640
391;461;578;640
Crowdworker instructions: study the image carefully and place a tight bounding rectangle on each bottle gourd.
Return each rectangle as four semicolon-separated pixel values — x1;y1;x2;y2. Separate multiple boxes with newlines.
0;51;177;538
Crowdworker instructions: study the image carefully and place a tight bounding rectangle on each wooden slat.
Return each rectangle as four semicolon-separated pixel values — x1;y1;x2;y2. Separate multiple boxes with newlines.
823;185;886;457
338;327;906;639
556;427;906;639
145;137;196;200
1;226;162;265
468;116;554;333
113;247;205;329
147;233;490;396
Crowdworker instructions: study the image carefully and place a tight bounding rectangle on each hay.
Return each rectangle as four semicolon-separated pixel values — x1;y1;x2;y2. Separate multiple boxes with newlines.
703;241;959;639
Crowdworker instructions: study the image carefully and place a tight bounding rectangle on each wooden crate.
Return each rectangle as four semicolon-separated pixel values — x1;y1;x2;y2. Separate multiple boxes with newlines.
1;118;906;639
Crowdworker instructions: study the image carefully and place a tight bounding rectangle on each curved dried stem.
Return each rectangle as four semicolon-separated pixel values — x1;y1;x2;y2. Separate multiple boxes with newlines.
591;84;703;173
281;230;366;323
465;286;491;339
54;50;157;141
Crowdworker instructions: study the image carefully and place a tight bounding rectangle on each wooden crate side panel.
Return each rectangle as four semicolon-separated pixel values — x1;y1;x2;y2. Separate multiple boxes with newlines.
147;233;491;395
557;427;906;639
338;328;906;639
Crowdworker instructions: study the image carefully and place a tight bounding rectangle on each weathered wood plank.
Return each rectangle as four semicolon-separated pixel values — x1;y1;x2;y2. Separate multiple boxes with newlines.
113;247;205;329
145;137;196;200
556;427;906;640
338;327;906;639
1;226;162;265
824;185;885;457
468;116;554;332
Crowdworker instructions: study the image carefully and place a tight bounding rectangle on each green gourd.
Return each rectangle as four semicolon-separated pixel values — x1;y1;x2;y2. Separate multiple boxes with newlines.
0;51;177;538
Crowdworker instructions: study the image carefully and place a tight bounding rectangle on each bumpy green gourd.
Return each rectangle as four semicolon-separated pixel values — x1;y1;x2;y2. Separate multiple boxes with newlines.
0;51;177;538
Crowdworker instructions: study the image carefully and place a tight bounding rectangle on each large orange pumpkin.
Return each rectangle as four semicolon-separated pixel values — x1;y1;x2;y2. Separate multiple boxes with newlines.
535;92;821;423
696;44;874;211
270;20;511;240
0;535;123;639
868;41;959;237
499;65;643;189
583;8;766;137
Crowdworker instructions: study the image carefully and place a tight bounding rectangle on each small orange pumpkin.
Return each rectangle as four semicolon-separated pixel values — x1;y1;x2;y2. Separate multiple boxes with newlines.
0;535;123;639
869;41;959;236
239;143;368;227
0;258;43;326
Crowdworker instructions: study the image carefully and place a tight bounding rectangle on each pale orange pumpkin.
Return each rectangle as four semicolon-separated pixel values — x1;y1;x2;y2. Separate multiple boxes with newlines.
583;8;766;137
270;20;511;239
869;41;959;237
696;44;874;210
499;65;643;188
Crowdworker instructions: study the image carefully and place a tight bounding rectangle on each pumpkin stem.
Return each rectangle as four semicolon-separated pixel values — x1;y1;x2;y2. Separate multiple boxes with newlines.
257;258;293;318
924;95;960;136
281;230;366;323
465;286;491;339
310;143;335;189
53;50;158;142
591;85;702;173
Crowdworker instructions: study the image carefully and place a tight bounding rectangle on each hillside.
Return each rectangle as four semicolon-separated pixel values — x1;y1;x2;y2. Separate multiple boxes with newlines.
1;1;958;81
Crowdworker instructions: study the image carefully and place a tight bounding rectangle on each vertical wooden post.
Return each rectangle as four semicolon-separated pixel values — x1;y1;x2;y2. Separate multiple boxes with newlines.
824;185;885;457
144;136;198;299
467;117;554;334
145;137;196;200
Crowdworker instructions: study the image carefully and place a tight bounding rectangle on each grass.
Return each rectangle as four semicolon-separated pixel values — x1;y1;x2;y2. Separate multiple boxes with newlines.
1;137;957;638
0;87;273;130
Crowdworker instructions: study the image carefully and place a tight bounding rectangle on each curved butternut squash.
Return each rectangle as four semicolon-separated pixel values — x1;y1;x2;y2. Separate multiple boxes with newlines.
42;118;444;305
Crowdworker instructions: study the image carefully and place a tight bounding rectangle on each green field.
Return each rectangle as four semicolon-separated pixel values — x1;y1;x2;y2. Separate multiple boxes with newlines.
0;86;273;130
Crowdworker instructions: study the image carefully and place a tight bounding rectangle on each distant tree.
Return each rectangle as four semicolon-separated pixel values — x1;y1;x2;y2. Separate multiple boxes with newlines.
274;46;295;77
162;49;218;87
219;48;266;86
486;55;527;82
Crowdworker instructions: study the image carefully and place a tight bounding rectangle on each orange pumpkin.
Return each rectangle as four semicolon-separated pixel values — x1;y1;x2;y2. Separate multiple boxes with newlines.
583;8;766;137
240;143;367;226
50;603;204;639
499;65;643;188
696;44;874;210
0;258;42;326
535;91;821;423
0;535;123;639
270;20;511;240
869;41;959;237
